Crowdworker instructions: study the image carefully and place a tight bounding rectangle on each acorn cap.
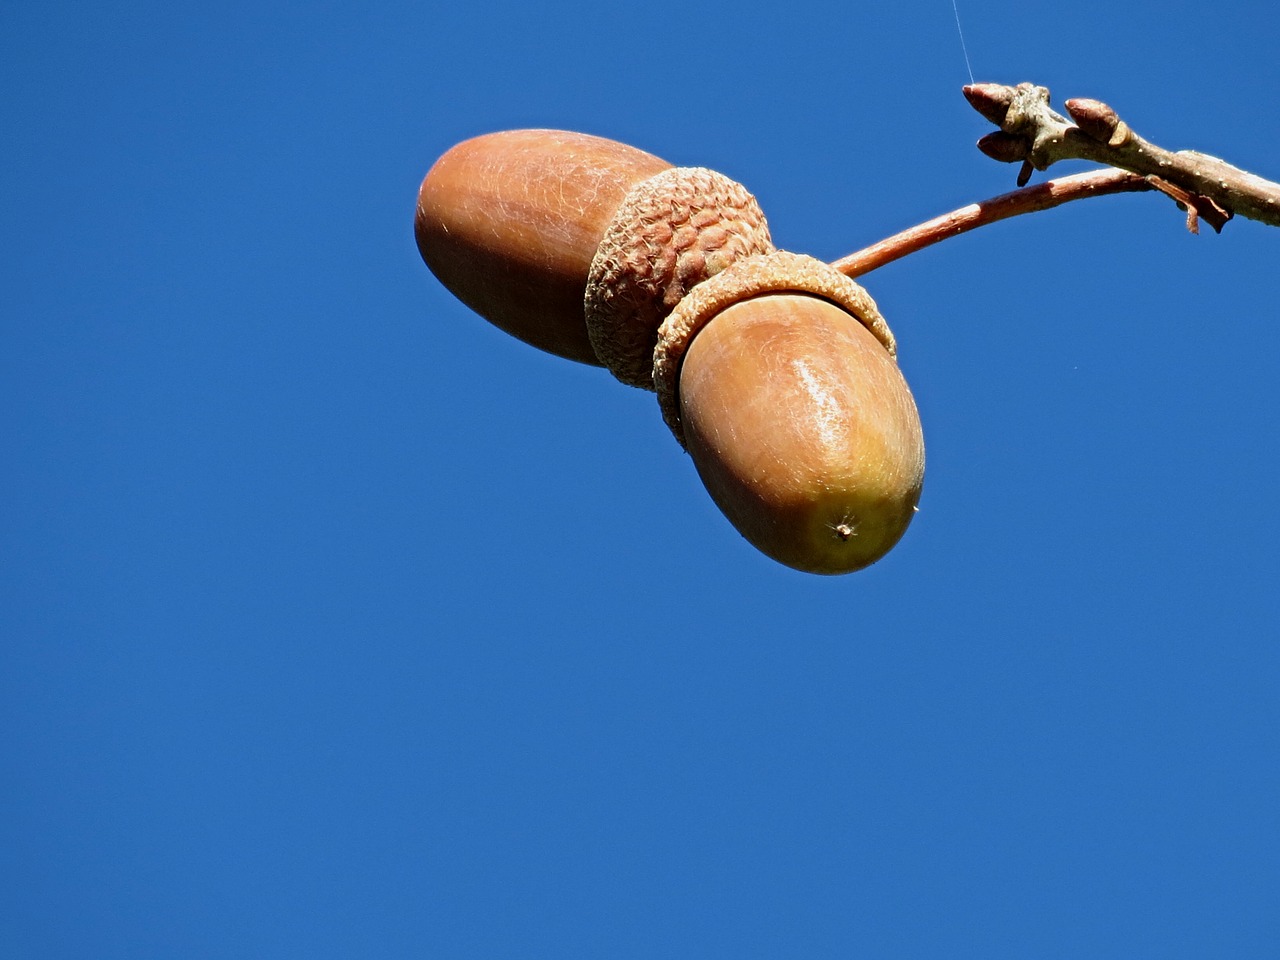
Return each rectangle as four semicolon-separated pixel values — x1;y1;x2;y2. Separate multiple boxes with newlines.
584;167;774;388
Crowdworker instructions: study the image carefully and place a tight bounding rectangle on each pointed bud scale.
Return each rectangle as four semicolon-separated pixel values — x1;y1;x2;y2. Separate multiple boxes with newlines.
977;131;1031;164
1064;98;1130;147
963;83;1016;126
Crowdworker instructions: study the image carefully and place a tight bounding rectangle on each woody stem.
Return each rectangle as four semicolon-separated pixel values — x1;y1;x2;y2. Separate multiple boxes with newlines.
831;168;1150;278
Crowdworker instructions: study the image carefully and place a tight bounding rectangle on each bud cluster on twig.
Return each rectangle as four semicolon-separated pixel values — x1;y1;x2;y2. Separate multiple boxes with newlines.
962;81;1280;232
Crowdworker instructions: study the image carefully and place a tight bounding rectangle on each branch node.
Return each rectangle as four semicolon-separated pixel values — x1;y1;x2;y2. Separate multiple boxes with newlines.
1146;176;1234;234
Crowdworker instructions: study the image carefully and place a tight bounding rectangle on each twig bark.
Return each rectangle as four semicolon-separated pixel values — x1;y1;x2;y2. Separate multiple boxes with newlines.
831;168;1150;278
963;82;1280;230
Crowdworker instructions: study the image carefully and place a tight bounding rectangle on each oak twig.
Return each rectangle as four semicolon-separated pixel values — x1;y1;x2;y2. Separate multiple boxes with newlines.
831;169;1150;278
963;82;1280;230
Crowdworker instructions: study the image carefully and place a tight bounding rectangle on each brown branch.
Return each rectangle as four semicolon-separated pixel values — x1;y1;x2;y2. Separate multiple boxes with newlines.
963;82;1280;230
831;168;1151;278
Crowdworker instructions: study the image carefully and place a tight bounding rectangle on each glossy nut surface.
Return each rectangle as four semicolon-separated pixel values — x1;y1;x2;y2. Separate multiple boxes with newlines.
415;129;671;364
679;294;925;574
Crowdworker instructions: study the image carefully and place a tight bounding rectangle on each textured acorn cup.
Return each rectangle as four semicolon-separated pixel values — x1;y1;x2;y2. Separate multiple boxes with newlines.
415;129;773;380
656;252;925;575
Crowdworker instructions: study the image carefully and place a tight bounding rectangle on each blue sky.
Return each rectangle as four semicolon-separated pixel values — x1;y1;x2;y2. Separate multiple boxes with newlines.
4;1;1279;956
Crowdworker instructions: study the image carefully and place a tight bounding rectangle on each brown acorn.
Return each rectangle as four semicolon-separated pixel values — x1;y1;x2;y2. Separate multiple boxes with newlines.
415;129;773;376
655;252;924;574
416;134;925;574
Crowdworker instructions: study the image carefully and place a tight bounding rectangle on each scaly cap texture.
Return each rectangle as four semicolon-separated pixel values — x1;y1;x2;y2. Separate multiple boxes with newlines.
584;167;773;388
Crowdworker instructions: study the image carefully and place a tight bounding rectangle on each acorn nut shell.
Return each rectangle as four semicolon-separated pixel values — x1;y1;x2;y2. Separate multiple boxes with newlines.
662;253;924;574
416;129;773;381
415;129;671;364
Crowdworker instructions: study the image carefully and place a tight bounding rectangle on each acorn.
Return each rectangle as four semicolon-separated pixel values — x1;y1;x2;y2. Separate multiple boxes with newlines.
415;129;773;375
654;252;924;574
415;131;925;574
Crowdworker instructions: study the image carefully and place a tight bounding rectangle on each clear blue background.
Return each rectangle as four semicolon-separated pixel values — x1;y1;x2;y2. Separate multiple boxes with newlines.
4;1;1279;956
